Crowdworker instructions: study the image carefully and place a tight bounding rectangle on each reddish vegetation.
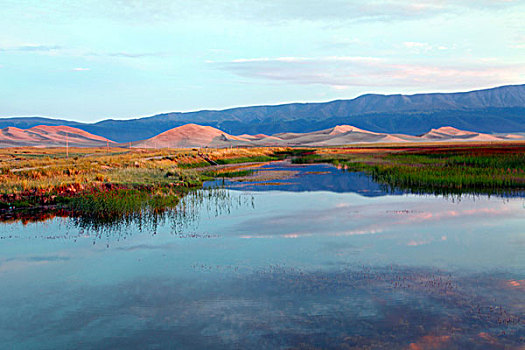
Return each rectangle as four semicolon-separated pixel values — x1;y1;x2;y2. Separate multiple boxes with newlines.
0;183;122;205
0;176;204;212
330;143;525;155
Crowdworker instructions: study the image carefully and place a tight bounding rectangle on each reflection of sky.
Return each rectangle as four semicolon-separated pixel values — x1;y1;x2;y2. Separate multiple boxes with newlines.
205;162;398;196
0;190;523;277
0;185;524;348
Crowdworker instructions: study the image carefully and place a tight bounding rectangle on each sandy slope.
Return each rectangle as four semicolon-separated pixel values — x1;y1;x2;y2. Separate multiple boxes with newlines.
1;123;523;148
134;124;524;148
420;126;504;142
0;125;115;147
133;124;248;148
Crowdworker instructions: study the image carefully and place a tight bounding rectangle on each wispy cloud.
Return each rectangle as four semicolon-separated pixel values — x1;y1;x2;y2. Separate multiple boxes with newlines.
112;0;521;23
0;44;63;52
213;56;525;90
72;67;90;71
509;34;525;49
403;41;433;50
9;1;520;24
0;44;167;59
400;42;453;54
88;51;169;58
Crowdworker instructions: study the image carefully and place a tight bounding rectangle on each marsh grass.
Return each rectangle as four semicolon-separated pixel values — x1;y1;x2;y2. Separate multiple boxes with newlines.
215;155;279;164
0;146;285;221
68;188;181;219
201;169;255;179
293;145;525;195
177;161;210;169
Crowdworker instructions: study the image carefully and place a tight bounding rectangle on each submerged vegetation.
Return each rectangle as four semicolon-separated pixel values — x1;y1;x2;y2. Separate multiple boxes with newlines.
293;144;525;196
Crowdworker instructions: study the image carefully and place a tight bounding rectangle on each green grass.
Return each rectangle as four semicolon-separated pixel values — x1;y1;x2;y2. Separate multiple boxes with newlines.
293;147;525;195
273;149;316;158
177;161;210;169
214;155;279;165
291;154;323;164
201;169;254;179
68;188;180;218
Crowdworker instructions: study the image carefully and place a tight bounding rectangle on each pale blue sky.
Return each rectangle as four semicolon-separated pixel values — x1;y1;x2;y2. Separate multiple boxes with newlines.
1;0;524;122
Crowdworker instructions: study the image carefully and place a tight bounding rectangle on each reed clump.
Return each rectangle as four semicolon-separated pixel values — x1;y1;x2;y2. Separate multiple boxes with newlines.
293;144;525;195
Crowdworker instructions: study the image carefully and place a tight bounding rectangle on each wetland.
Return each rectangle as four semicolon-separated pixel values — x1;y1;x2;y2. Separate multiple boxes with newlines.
0;145;524;349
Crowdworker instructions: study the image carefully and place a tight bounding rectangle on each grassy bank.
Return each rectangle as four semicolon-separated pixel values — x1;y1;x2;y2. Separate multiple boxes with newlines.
0;147;285;216
293;144;525;195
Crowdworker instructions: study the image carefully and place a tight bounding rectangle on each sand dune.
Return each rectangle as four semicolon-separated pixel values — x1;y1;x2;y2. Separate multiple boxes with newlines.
133;124;248;148
236;133;271;140
1;123;522;148
133;124;524;148
0;125;116;147
421;126;504;142
328;125;378;136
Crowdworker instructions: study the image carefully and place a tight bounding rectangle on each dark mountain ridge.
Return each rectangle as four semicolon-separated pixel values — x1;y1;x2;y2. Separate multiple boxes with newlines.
1;84;524;142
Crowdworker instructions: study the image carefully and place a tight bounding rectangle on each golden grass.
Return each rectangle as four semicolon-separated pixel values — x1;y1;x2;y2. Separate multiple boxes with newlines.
2;142;521;196
0;146;286;194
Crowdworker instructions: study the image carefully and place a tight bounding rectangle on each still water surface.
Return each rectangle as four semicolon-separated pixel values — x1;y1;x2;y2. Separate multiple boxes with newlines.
0;162;523;349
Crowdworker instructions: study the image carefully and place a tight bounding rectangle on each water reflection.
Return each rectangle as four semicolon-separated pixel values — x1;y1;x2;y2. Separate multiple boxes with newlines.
207;160;525;198
205;161;401;196
0;164;523;349
0;264;521;348
0;189;255;241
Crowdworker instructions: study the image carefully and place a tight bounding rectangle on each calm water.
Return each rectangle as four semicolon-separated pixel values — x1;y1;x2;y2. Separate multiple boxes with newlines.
0;162;524;349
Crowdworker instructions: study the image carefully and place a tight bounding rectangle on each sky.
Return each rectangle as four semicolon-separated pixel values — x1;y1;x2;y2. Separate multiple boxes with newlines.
0;0;524;122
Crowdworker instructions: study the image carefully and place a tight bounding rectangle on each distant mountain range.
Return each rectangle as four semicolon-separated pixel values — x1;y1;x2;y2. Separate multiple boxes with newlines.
1;84;524;142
